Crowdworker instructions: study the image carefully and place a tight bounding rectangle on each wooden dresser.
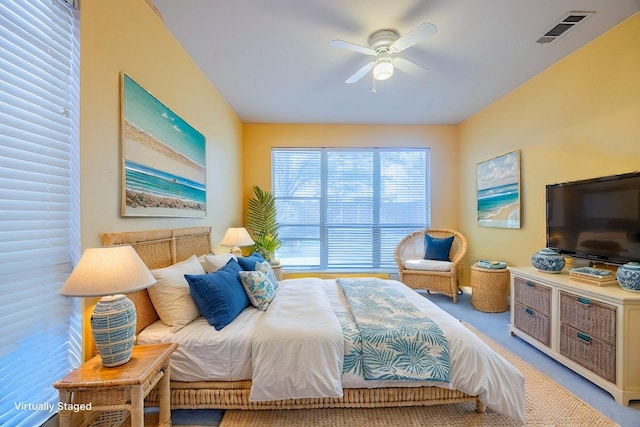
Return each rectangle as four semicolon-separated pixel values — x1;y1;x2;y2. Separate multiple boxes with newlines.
509;267;640;406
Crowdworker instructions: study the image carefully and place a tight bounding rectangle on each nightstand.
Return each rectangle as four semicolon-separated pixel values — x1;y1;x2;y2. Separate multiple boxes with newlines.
54;343;177;427
470;263;510;312
271;264;283;280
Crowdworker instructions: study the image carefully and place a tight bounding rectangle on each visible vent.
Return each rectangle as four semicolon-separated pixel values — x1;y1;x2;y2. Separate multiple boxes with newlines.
536;11;595;44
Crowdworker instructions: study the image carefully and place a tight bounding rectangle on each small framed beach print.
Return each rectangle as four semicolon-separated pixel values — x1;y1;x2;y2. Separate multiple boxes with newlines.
476;150;520;229
121;73;206;217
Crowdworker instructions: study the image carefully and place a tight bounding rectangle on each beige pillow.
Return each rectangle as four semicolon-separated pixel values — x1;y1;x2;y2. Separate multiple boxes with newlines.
203;253;236;273
148;255;204;332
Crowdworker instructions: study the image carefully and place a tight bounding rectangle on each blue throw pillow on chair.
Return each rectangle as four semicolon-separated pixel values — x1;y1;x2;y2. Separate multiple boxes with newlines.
424;234;454;261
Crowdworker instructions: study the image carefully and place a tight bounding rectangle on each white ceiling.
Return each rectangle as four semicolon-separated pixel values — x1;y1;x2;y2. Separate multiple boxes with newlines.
150;0;639;125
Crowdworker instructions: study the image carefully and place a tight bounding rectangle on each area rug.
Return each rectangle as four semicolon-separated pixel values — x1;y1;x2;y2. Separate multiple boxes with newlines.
217;323;618;427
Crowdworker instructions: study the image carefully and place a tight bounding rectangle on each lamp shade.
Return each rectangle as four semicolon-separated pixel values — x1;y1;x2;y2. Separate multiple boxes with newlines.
220;227;255;248
59;245;155;367
60;245;156;297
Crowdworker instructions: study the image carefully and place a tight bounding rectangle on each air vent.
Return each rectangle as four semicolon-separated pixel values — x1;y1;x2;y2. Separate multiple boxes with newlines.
536;11;595;44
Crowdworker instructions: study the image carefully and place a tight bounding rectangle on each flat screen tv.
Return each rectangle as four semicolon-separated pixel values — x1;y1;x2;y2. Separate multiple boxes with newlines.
546;172;640;265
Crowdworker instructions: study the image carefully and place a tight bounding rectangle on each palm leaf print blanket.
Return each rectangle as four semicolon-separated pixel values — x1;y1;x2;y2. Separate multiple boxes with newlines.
336;278;450;382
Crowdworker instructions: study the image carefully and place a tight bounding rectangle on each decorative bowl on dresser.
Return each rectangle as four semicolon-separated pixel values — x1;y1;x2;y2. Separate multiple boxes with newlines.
616;262;640;292
530;248;566;273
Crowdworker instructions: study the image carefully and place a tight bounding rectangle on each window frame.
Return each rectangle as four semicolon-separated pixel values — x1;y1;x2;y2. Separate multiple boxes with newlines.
272;147;430;272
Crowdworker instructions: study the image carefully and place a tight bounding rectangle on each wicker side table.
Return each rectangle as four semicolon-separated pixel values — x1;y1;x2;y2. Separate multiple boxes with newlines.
271;264;283;280
470;263;510;312
54;343;177;427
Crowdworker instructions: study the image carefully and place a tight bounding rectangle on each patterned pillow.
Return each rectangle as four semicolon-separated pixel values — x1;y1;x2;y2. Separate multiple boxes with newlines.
255;261;279;291
239;270;275;311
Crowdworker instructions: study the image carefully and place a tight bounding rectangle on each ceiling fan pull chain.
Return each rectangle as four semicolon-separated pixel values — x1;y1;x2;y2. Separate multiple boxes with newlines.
371;73;377;94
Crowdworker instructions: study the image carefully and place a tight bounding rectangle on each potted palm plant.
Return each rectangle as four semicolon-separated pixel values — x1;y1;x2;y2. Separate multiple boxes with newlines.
246;185;281;264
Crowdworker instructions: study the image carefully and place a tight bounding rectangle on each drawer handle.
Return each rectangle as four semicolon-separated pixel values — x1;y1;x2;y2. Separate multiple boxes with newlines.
525;307;534;316
526;281;535;287
578;296;591;306
577;331;592;344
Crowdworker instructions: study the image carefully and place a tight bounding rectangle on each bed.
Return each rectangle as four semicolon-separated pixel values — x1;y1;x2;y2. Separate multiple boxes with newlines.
101;226;525;423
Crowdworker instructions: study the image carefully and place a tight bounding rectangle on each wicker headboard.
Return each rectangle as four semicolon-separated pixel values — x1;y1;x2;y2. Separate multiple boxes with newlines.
101;226;212;335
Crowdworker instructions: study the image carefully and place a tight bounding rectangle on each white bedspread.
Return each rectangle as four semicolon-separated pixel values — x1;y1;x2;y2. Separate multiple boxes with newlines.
137;308;258;382
249;278;344;401
138;277;525;423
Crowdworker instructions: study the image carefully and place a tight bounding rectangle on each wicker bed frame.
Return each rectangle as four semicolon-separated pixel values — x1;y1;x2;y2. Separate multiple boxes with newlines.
102;226;485;412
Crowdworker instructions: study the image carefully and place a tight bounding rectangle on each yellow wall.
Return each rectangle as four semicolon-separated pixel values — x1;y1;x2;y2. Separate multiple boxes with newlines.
80;0;242;358
242;124;461;229
459;13;640;281
77;2;638;357
80;0;243;251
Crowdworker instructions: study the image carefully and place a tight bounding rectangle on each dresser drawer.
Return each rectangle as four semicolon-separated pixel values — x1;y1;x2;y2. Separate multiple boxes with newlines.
513;301;550;346
560;291;616;346
560;323;616;383
513;278;551;316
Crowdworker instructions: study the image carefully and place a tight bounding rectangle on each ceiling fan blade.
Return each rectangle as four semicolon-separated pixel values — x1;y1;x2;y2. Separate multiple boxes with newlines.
393;57;428;77
345;62;375;84
330;39;376;56
391;22;437;52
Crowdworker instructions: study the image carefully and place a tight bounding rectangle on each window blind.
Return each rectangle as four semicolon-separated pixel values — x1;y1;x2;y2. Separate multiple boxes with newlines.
273;148;429;270
0;1;81;426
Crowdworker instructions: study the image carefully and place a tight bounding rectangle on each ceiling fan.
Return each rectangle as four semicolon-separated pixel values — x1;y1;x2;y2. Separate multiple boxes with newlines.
330;22;437;84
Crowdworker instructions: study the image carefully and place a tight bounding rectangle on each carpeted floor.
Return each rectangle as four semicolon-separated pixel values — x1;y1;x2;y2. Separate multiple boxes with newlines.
217;323;617;427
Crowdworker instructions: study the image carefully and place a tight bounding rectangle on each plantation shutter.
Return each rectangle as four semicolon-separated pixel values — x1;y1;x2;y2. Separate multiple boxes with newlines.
0;1;81;426
273;148;429;270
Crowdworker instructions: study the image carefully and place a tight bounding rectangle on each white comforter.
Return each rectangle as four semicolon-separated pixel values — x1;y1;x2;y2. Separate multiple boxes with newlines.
249;278;343;401
138;277;525;423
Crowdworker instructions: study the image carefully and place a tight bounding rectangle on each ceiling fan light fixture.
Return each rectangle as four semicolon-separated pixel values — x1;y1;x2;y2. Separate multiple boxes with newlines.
373;57;394;81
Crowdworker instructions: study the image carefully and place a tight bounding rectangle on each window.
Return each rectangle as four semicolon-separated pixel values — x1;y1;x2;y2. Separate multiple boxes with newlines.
0;1;81;426
273;148;430;271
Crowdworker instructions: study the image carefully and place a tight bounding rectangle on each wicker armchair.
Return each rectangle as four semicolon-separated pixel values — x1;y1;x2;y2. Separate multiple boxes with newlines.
394;229;468;303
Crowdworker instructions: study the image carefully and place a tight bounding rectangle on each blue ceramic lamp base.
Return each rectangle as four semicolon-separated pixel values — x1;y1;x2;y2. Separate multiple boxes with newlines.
91;294;137;367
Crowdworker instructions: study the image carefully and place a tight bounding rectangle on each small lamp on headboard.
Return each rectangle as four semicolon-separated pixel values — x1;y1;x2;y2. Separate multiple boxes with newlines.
220;227;255;256
59;245;156;367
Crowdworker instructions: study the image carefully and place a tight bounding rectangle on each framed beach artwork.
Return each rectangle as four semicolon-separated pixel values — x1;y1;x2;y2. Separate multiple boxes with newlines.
121;73;206;217
476;150;520;229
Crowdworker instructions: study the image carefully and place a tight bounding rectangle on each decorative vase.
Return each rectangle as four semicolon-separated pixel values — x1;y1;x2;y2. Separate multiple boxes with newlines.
531;248;565;273
616;262;640;292
91;295;137;367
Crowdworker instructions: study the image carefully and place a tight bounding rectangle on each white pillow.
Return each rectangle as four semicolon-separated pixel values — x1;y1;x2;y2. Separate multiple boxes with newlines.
404;259;453;271
203;253;237;273
148;255;204;332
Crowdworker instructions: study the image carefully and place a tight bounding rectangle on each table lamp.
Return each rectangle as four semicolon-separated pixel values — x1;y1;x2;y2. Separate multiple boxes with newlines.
220;227;255;256
59;245;156;367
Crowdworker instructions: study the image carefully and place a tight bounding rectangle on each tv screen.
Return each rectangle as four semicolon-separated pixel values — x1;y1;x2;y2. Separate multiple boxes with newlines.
546;172;640;265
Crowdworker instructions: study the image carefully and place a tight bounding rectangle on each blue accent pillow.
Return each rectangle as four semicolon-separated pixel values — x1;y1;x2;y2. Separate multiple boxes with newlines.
424;234;454;261
237;251;266;271
185;259;249;330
